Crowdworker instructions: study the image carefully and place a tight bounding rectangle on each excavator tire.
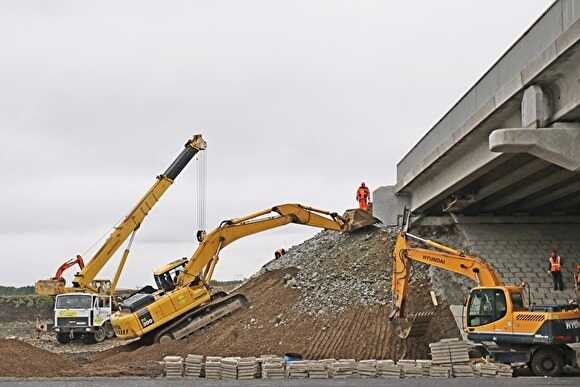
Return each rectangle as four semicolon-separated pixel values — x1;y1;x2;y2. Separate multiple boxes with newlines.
530;348;564;377
152;293;249;343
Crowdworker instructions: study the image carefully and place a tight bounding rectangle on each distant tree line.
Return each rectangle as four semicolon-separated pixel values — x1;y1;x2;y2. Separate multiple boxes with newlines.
0;285;35;296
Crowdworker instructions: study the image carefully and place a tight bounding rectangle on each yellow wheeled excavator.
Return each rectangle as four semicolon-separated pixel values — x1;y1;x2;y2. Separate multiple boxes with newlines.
34;134;207;344
390;231;580;376
111;204;376;344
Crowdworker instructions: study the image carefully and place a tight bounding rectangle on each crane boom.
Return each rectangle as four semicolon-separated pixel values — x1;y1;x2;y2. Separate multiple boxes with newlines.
71;134;207;291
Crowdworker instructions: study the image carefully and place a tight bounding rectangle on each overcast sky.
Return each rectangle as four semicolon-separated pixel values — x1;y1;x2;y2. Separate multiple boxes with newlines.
1;1;553;287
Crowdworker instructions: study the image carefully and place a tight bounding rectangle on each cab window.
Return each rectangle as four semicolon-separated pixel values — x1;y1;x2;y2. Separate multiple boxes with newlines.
98;297;110;308
510;291;524;310
467;289;507;327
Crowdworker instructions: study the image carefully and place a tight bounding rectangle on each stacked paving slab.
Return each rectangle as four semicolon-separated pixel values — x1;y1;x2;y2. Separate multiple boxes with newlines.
204;356;221;380
260;355;285;379
162;356;183;379
162;348;515;380
184;354;203;378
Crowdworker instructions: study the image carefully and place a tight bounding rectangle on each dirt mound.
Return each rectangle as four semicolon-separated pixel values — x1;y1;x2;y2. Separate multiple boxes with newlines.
0;339;75;377
5;226;460;377
79;226;459;377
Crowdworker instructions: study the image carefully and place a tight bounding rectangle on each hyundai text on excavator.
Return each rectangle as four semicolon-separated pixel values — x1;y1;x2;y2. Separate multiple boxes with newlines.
111;204;376;344
35;134;207;344
390;231;580;376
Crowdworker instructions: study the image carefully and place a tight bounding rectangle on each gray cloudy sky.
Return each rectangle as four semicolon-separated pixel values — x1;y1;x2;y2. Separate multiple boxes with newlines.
1;1;552;287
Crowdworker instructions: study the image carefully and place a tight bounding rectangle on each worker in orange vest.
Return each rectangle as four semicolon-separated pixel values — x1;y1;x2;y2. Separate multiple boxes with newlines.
356;182;370;211
547;249;564;291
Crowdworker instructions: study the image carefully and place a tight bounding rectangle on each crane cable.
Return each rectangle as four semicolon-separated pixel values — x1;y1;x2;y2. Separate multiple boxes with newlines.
195;150;207;242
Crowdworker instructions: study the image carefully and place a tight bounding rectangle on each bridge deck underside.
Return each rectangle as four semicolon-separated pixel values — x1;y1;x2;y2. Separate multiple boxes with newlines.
429;154;580;216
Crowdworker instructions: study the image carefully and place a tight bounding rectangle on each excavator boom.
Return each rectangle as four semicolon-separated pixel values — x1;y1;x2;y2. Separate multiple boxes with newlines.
390;231;502;338
111;203;374;342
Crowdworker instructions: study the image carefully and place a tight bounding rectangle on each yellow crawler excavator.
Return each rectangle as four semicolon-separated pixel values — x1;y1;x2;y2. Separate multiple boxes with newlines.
111;204;376;344
390;231;580;376
34;134;207;344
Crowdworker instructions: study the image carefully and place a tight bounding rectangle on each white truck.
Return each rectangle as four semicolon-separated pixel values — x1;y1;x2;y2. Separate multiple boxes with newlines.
54;293;115;344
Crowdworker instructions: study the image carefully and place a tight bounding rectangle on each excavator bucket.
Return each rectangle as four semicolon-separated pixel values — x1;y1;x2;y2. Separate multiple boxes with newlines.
343;208;380;232
391;312;435;339
35;279;66;296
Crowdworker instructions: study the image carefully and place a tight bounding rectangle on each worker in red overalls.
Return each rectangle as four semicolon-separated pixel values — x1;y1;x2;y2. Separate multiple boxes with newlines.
548;249;564;291
356;182;370;211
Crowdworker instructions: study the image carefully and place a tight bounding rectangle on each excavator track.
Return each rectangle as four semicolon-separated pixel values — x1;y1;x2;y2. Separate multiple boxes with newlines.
152;293;249;343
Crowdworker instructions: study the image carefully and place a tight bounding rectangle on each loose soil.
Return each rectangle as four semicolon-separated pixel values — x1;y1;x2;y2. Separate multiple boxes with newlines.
0;339;75;377
0;226;460;377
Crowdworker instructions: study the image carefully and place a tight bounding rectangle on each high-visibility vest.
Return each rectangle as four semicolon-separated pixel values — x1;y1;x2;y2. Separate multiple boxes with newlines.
357;187;369;200
550;256;561;272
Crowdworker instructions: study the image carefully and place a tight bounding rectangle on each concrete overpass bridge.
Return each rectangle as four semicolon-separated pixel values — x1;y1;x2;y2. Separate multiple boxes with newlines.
374;0;580;304
375;0;580;224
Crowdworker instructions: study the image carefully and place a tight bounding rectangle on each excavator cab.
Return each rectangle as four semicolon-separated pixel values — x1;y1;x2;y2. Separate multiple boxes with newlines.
154;258;189;292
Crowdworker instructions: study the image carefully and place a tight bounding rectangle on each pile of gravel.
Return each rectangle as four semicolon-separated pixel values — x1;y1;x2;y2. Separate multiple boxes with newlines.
257;226;430;316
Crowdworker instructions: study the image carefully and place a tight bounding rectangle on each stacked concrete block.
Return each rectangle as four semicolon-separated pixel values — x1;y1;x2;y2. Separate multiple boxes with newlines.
204;356;222;380
306;361;329;379
376;360;401;377
473;362;513;378
237;357;258;380
356;359;377;378
163;356;183;379
328;359;355;378
451;364;474;377
416;359;432;376
429;338;470;364
286;361;308;379
260;356;285;379
429;365;451;377
496;363;514;377
220;357;239;380
183;354;203;378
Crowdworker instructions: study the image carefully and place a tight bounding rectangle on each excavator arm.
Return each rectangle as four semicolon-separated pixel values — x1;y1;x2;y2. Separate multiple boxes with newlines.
390;231;502;338
111;203;374;342
177;204;351;287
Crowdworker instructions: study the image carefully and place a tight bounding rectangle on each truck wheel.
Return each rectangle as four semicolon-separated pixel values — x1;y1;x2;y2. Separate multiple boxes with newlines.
56;333;71;344
103;322;115;339
93;327;107;343
530;349;564;377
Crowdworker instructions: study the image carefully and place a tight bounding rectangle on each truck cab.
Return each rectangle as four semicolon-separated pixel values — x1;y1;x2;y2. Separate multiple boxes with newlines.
54;292;114;344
